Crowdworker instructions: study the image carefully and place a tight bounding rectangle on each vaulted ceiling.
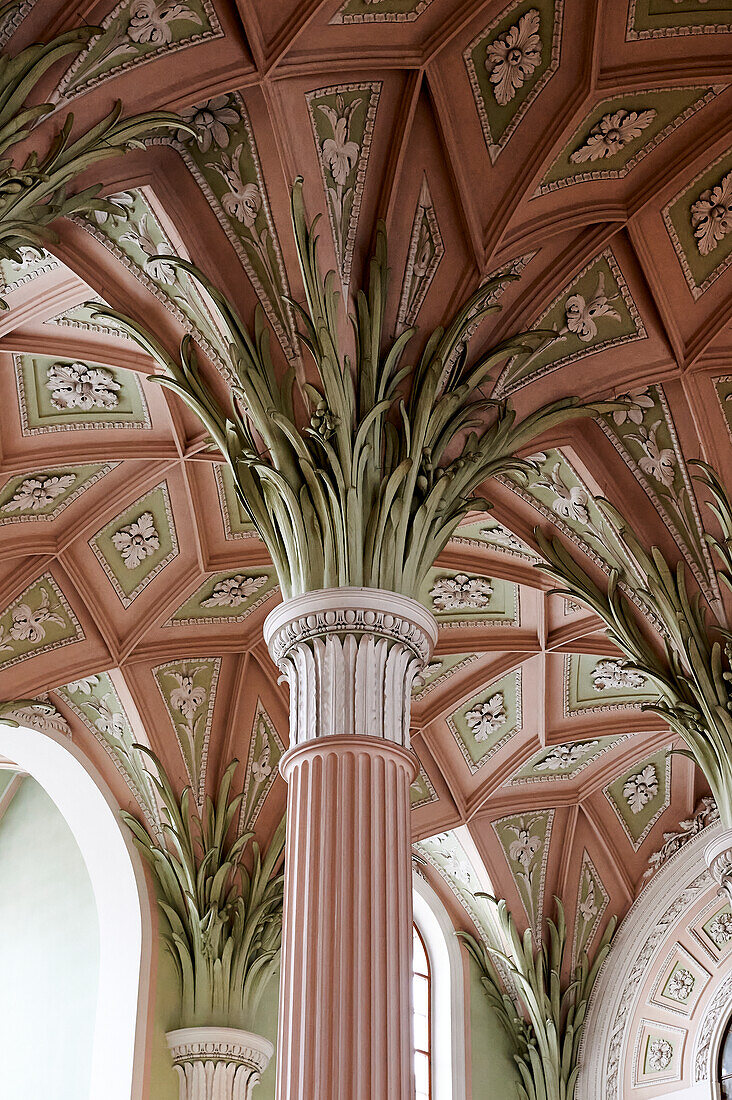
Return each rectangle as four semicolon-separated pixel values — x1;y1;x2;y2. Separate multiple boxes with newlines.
1;0;731;1020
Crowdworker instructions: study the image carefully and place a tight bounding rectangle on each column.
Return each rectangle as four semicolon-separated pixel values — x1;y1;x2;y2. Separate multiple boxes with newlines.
264;587;437;1100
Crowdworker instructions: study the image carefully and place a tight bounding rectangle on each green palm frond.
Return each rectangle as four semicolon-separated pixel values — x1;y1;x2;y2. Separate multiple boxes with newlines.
459;897;616;1100
94;177;620;601
122;748;285;1030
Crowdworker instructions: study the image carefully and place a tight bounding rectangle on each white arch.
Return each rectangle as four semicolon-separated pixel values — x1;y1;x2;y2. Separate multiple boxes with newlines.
0;722;152;1100
413;872;467;1100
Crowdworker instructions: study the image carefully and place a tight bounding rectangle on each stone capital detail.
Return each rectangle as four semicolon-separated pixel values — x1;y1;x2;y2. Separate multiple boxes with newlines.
264;587;438;750
166;1027;274;1100
704;828;732;904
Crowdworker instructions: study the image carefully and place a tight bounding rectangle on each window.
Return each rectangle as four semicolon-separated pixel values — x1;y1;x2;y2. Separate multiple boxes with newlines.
413;923;432;1100
720;1013;732;1098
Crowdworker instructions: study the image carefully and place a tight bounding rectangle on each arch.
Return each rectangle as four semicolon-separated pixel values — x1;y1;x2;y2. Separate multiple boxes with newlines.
0;722;153;1100
413;872;467;1100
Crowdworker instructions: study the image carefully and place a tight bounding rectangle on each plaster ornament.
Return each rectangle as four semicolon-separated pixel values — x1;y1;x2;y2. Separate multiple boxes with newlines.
611;387;655;426
212;151;262;226
112;511;160;568
169;673;206;722
412;659;443;688
643;796;719;880
121;214;179;283
251;738;272;785
534;462;591;525
430;573;493;611
647;1037;673;1072
666;967;694;1002
90;190;136;228
89;695;128;738
690;170;732;256
65;676;101;695
485;9;541;106
707;911;732;947
508;826;541;871
177;95;239;150
2;474;76;512
535;740;599;771
201;574;267;608
703;829;732;906
623;763;659;813
560;272;621;342
483;522;525;551
591;659;646;691
570;108;656;163
465;693;507;742
127;0;202;45
0;698;71;737
46;360;121;411
629;420;676;488
166;1027;274;1100
578;882;598;923
319;97;361;187
1;588;66;647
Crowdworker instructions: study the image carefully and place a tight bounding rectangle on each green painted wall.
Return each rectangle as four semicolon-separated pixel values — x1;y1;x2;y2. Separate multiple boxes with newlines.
469;956;521;1100
0;777;100;1099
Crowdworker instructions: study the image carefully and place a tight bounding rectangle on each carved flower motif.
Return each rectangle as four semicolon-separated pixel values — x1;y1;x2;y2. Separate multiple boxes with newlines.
570;108;656;164
127;0;202;45
579;882;598;923
65;676;100;695
111;511;160;569
485;10;541;107
708;911;732;946
484;522;524;550
2;474;75;512
319;97;361;186
690;171;732;257
46;361;121;411
647;1037;673;1072
8;588;65;643
430;573;493;611
90;696;126;738
120;214;178;283
508;827;540;871
465;692;506;742
202;573;267;608
412;223;432;278
611;387;655;426
413;659;443;689
91;190;135;228
623;763;659;814
630;421;676;489
562;272;620;343
666;967;694;1002
209;145;262;226
169;673;206;722
252;738;272;784
535;462;591;526
535;741;599;771
591;659;646;691
178;96;239;151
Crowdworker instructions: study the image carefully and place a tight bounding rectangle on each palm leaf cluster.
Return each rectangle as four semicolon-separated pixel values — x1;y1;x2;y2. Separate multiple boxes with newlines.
96;177;616;601
536;460;732;826
123;750;285;1031
459;896;615;1100
0;17;191;305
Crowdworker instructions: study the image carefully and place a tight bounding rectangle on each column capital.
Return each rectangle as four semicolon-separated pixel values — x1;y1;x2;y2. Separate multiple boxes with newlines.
704;828;732;904
166;1027;274;1100
264;587;437;750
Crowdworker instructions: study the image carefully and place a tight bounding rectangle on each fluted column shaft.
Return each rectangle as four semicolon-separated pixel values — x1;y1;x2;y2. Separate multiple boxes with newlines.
264;588;437;1100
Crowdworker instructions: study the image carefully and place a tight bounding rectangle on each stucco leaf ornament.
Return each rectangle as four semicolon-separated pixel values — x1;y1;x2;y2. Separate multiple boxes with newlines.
318;95;361;259
560;272;621;343
629;419;676;489
2;474;76;512
169;671;206;722
211;145;262;227
4;588;65;646
666;968;694;1002
578;880;598;923
570;108;656;164
111;511;160;569
46;360;121;411
485;9;542;107
708;911;732;947
90;190;136;229
508;825;541;873
177;95;239;152
623;763;659;814
465;692;506;742
535;740;599;771
430;573;493;610
127;0;203;45
251;735;272;784
65;676;100;694
690;170;732;256
591;658;646;691
647;1038;673;1072
611;386;654;426
120;214;178;284
201;573;267;608
534;461;591;526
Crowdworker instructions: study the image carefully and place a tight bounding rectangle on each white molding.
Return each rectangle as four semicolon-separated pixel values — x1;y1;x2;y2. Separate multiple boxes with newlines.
413;873;467;1100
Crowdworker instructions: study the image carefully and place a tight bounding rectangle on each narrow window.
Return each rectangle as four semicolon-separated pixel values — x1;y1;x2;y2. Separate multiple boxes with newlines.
720;1014;732;1098
413;922;432;1100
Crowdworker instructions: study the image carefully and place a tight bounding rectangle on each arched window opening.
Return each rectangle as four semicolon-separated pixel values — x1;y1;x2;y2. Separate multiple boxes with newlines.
413;922;432;1100
719;1012;732;1098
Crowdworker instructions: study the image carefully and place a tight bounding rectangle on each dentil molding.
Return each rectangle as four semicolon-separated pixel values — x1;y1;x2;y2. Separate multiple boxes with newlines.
263;587;438;750
166;1027;274;1100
